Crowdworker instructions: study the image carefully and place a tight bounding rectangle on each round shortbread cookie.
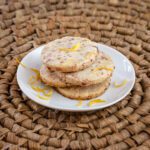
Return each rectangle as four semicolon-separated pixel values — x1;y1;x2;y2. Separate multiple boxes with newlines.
56;78;110;100
56;52;115;86
40;65;71;87
41;36;98;72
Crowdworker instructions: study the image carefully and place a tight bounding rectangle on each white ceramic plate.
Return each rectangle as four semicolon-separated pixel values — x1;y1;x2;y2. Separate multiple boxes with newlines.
17;44;135;112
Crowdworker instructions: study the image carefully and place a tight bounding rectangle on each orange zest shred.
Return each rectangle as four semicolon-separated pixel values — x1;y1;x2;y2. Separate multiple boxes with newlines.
15;58;27;68
71;42;80;51
28;76;38;84
31;85;45;92
37;94;50;100
114;80;127;88
88;99;106;107
28;75;53;99
59;43;80;52
30;68;40;74
43;88;53;97
28;68;53;100
95;67;113;71
76;101;83;107
30;68;40;80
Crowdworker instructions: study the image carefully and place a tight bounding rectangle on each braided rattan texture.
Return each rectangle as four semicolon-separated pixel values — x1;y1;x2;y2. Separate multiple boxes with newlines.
0;0;150;149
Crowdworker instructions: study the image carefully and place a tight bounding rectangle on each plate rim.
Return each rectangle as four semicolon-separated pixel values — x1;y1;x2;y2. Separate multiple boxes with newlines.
17;43;136;112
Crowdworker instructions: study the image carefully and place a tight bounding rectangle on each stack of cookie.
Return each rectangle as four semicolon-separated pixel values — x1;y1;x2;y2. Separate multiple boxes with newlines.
40;37;115;100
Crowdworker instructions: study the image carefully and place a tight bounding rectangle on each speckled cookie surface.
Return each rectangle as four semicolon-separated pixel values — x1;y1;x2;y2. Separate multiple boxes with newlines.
56;52;115;86
41;36;98;72
40;65;71;87
56;78;110;100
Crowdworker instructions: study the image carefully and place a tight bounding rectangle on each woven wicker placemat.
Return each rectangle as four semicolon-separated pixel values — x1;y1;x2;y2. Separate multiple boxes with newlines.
0;0;150;149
